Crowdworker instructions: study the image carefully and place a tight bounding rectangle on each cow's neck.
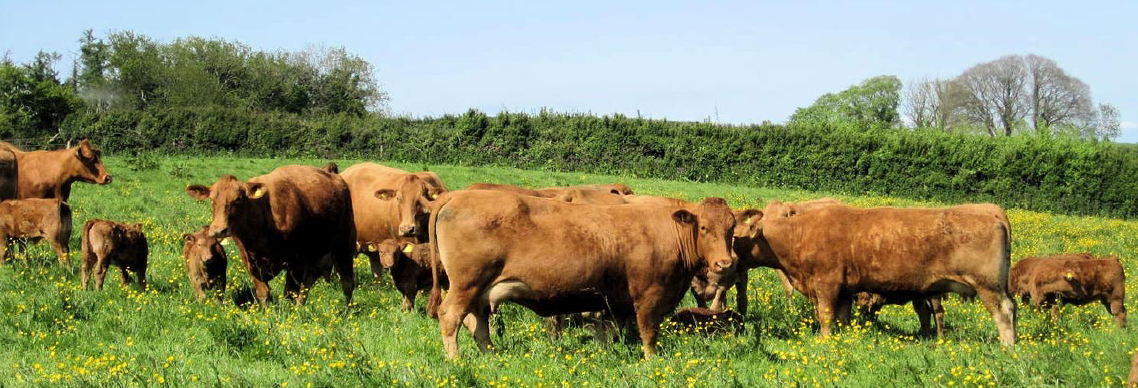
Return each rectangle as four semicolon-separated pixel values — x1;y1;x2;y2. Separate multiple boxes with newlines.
232;203;277;253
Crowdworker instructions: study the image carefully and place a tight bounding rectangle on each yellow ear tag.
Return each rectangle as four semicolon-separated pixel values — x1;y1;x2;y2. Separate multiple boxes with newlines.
366;243;377;252
402;244;414;254
430;192;439;200
250;187;265;199
743;217;752;224
1064;272;1075;280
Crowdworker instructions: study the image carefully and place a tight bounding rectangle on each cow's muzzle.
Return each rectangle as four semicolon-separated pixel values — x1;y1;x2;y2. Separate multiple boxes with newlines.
398;224;417;237
101;175;113;184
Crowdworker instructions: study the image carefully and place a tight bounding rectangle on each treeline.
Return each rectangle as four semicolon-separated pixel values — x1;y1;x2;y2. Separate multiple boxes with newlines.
2;31;1137;218
1;30;384;146
73;107;1138;218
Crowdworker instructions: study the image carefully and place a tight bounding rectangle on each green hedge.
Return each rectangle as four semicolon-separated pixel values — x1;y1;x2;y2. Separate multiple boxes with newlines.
63;107;1138;218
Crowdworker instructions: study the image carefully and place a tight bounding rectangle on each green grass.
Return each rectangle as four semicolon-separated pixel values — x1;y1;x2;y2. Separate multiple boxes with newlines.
0;155;1135;387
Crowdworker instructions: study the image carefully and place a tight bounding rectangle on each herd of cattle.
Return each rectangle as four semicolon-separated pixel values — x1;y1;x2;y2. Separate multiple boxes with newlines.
0;140;1136;383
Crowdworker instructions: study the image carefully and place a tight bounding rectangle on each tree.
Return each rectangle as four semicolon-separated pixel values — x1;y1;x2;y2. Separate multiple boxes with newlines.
1025;54;1094;131
1095;103;1121;141
0;54;81;141
790;75;902;130
955;55;1029;136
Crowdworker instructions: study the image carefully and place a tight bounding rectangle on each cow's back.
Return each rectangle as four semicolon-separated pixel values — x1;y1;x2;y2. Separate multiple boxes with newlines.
770;205;1010;293
252;165;353;240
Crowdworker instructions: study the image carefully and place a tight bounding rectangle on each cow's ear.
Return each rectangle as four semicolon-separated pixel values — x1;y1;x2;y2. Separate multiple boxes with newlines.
134;223;143;230
375;189;396;201
186;185;210;200
247;183;267;200
672;210;697;225
76;140;95;159
183;233;195;243
737;209;764;237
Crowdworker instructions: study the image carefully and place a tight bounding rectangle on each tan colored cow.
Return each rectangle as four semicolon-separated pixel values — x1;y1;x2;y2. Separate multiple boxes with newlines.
340;163;446;278
692;198;843;315
183;226;228;301
0;148;16;200
0;198;71;266
735;203;1016;344
3;139;111;200
80;220;148;291
1009;253;1126;327
1128;352;1138;387
371;240;442;311
186;165;356;306
427;190;736;359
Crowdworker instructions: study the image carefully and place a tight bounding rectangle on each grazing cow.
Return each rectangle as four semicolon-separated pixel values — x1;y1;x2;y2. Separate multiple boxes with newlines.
183;226;228;301
691;198;843;315
734;203;1016;344
340;163;446;277
428;190;736;359
0;198;71;266
80;220;148;291
372;239;443;311
669;307;745;335
186;165;356;306
1009;253;1126;327
4;139;111;200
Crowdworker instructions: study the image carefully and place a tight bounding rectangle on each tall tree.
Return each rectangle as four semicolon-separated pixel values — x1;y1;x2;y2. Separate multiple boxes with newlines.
955;55;1029;136
790;75;902;130
1025;54;1094;131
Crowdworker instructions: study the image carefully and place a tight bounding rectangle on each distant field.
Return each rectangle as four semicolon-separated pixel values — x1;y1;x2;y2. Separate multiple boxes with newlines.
0;155;1134;387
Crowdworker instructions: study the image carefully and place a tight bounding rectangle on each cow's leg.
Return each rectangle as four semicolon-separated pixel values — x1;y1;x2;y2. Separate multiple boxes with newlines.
709;287;727;312
776;269;795;302
1105;294;1127;328
136;266;147;292
835;295;853;328
79;251;92;290
913;298;933;336
634;306;663;359
546;315;564;339
931;297;945;338
49;239;70;269
1050;302;1062;322
365;251;383;282
93;254;110;291
119;266;132;286
252;277;272;307
403;288;418;312
335;250;355;307
690;287;708;309
976;287;1017;345
736;271;750;317
0;235;9;264
813;285;840;337
283;270;302;304
439;288;476;359
462;306;492;353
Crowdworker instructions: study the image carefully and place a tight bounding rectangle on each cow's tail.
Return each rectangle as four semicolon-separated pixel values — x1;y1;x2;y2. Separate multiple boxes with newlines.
425;192;452;319
997;220;1011;297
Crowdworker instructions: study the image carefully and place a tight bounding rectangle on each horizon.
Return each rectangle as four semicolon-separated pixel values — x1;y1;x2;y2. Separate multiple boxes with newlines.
2;1;1135;140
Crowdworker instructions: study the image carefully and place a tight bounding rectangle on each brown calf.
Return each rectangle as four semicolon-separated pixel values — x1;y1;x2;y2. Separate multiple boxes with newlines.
0;198;71;266
183;226;228;301
1009;253;1126;327
373;239;445;311
80;220;148;291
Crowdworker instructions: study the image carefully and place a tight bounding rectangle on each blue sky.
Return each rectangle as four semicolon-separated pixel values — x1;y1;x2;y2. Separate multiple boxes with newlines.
3;1;1136;140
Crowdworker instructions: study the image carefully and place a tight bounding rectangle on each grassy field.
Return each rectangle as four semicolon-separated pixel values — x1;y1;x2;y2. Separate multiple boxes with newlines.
1;155;1135;387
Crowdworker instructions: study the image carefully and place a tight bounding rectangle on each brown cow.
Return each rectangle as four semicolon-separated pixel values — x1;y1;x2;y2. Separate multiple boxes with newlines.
734;203;1016;344
186;165;356;306
0;198;71;266
80;220;148;291
691;198;843;315
372;239;444;311
428;190;736;359
5;139;111;200
340;163;446;277
1009;253;1126;327
183;226;228;301
466;182;634;198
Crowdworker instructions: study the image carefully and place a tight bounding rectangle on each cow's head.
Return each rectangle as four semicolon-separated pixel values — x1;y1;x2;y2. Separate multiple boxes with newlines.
731;208;773;266
182;227;227;300
674;198;737;283
71;139;112;185
374;240;415;269
373;175;444;237
185;175;268;239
